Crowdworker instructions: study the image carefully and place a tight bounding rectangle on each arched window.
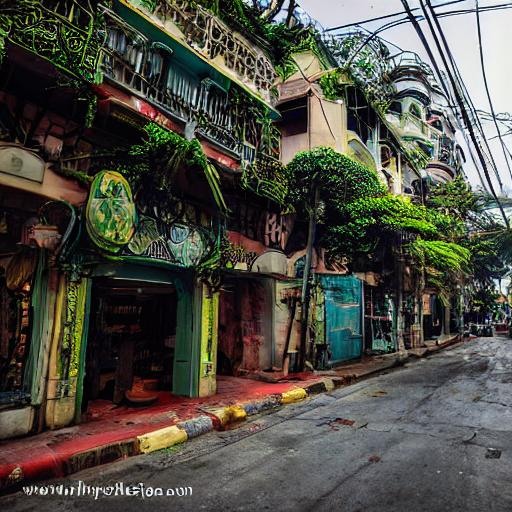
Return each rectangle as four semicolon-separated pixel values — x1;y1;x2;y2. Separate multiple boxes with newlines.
409;103;422;119
380;145;392;168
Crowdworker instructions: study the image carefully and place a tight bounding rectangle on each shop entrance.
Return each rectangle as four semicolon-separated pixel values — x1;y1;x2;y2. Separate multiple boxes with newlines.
218;276;274;376
83;279;178;410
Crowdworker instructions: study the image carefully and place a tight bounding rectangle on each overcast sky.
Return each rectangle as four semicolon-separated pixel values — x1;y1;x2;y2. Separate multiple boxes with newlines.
298;0;512;194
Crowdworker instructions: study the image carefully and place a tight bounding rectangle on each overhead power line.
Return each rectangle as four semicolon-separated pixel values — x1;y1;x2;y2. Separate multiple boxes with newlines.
326;2;512;35
399;0;509;225
325;0;468;32
420;0;510;224
423;2;504;193
421;0;506;193
475;0;512;182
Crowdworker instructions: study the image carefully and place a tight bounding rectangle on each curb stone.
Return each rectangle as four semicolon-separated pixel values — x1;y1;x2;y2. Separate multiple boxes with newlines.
1;343;461;494
177;415;214;439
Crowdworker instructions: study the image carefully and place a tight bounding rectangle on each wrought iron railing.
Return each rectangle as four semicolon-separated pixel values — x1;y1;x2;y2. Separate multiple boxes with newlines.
0;0;102;81
123;0;278;105
101;10;279;160
241;154;288;205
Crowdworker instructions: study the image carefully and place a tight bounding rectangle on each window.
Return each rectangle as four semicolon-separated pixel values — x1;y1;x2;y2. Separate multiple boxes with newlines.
409;103;422;119
388;101;402;115
279;97;308;137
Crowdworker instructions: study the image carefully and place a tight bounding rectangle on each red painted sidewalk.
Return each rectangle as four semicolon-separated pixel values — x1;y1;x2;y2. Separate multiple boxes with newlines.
0;374;320;492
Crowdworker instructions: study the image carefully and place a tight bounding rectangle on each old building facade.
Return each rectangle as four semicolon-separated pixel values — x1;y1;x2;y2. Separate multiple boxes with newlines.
0;1;467;441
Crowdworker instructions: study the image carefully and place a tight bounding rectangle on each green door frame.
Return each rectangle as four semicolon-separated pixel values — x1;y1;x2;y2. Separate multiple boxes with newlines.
89;263;199;397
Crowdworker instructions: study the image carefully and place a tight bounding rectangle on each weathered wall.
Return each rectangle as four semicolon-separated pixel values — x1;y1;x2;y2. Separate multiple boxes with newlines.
218;278;274;374
274;281;302;367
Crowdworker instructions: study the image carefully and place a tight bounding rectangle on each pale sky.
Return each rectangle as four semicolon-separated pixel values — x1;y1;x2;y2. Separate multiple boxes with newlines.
298;0;512;194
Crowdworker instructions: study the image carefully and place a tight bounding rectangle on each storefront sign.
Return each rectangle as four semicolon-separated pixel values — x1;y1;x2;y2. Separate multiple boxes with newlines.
86;171;137;253
0;144;45;183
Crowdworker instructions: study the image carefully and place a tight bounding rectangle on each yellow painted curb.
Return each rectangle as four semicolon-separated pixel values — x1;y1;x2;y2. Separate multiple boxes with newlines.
281;388;307;404
137;425;188;454
211;405;247;426
323;378;335;392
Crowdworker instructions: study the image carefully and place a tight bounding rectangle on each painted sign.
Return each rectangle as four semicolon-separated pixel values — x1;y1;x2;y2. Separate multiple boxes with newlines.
126;215;212;268
86;171;137;253
0;144;45;183
86;172;216;267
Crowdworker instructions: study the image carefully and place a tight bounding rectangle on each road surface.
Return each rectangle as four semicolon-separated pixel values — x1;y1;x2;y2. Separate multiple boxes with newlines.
3;337;512;511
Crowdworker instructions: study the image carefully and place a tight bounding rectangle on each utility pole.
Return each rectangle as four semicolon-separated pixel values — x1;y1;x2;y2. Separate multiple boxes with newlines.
299;186;320;371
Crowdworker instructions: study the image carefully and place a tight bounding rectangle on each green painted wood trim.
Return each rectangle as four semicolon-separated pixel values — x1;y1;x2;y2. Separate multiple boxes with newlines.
90;261;200;397
74;278;92;423
25;250;47;401
91;261;191;283
172;278;199;397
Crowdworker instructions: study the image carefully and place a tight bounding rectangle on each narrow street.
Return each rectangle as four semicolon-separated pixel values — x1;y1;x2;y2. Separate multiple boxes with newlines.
3;337;512;511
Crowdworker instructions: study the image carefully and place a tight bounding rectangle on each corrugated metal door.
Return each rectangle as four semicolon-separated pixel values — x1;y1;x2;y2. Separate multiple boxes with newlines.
320;275;363;364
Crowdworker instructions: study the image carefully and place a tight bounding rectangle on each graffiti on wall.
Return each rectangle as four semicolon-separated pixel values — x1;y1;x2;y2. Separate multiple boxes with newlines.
220;233;287;275
228;199;294;251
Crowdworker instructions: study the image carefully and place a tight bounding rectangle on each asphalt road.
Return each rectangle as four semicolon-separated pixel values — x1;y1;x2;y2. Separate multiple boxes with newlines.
3;337;512;512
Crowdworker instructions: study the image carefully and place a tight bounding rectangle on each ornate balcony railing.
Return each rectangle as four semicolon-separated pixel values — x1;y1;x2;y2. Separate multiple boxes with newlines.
101;10;279;160
241;154;288;205
121;0;278;105
0;0;102;81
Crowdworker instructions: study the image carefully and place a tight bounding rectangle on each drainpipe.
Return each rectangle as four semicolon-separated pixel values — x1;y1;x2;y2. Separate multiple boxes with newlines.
395;243;407;357
299;186;320;371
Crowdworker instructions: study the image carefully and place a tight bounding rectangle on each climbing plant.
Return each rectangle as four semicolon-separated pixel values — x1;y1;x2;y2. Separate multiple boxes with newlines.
319;69;345;101
0;0;104;82
325;32;395;113
118;123;227;212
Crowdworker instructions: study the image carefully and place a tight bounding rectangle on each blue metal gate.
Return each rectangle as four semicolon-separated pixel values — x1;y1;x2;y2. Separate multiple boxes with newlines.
320;275;363;364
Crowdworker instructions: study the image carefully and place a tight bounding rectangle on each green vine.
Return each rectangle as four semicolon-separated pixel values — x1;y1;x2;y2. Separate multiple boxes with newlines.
319;69;345;101
119;123;227;211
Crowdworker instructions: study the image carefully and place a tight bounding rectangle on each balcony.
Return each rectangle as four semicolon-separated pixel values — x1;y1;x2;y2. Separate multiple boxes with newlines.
118;0;278;106
241;154;288;205
0;0;101;81
386;112;432;143
101;9;280;160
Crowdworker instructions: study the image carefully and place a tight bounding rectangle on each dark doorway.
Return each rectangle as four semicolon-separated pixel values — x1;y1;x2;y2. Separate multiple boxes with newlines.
83;279;178;411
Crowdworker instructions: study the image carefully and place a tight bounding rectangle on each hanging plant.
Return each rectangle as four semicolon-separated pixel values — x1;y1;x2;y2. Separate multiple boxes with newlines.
119;123;227;212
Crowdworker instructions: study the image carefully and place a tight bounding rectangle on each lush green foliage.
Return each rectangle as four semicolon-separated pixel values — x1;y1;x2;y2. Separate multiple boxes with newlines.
408;239;471;275
319;70;345;100
407;238;472;302
285;147;386;211
427;176;479;221
324;195;457;256
120;123;226;211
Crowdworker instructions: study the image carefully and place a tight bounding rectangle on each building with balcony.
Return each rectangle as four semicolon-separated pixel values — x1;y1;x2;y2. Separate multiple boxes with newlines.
0;0;291;438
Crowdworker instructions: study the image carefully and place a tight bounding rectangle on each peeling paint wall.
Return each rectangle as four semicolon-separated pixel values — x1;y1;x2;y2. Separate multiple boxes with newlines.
219;278;274;374
274;281;302;368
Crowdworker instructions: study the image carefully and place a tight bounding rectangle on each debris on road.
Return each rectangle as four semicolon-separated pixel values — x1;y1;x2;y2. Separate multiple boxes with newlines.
485;448;502;459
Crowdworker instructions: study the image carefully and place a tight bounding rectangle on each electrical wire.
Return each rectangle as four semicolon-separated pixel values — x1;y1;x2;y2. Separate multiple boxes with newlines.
326;3;512;37
475;0;512;181
419;0;509;225
423;0;507;191
325;0;468;32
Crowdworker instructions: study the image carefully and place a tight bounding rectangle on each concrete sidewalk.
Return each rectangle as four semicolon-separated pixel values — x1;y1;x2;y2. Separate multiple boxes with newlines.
0;335;462;494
